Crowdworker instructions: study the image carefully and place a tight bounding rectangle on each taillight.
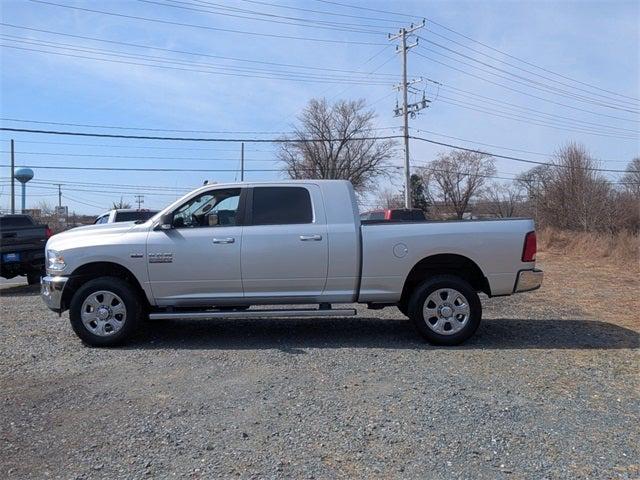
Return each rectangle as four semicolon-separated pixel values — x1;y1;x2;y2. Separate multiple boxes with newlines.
522;231;537;262
384;210;392;220
45;227;53;238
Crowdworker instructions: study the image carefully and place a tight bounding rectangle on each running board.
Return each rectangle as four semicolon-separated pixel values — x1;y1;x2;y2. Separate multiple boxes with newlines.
148;308;357;321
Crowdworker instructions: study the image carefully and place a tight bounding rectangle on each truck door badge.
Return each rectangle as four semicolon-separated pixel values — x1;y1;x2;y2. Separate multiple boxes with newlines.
148;253;174;263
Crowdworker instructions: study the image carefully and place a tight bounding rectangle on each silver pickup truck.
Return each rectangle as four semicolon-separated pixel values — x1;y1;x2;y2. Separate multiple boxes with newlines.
41;180;542;347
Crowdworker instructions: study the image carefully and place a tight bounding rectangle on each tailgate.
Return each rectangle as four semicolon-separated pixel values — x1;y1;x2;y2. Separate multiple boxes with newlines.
0;226;48;253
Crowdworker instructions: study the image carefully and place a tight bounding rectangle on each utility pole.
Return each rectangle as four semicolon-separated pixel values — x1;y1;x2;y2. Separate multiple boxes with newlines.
134;194;144;209
389;20;427;209
57;184;62;207
240;142;245;181
10;139;15;214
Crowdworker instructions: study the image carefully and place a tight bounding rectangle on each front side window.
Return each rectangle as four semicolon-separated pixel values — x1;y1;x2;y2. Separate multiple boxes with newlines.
252;187;312;225
95;215;108;224
172;188;241;228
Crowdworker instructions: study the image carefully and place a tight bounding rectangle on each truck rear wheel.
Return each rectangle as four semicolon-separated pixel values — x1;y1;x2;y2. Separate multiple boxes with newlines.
408;275;482;346
69;276;142;347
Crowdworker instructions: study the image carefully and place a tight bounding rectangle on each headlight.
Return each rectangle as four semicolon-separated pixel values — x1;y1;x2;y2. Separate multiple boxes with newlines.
47;250;66;271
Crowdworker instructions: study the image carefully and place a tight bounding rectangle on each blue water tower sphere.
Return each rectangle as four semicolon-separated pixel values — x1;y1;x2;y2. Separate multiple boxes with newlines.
14;167;34;183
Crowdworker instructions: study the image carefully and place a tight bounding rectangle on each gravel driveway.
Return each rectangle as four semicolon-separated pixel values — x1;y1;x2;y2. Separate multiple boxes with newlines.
1;279;638;479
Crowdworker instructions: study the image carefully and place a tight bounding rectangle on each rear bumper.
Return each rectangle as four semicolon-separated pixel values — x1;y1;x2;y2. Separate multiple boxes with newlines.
0;248;45;276
514;269;543;293
41;275;68;313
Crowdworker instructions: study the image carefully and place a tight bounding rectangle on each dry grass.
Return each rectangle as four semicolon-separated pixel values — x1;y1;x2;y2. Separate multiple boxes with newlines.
538;227;639;265
535;230;639;331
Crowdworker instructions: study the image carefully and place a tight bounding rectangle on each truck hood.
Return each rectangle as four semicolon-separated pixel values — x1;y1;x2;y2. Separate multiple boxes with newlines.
47;221;143;250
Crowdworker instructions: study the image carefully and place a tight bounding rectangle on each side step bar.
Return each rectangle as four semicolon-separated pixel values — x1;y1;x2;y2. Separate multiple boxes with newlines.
148;308;357;321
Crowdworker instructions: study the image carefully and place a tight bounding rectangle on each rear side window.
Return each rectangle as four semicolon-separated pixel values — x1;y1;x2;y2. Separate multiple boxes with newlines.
115;211;158;222
252;187;312;225
391;210;412;221
0;216;34;228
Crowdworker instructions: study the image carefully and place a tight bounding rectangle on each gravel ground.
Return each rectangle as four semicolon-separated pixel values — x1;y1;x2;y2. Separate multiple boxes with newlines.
1;266;638;479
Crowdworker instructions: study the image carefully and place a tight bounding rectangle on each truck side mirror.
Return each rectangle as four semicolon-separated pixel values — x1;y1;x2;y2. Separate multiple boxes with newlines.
158;212;174;230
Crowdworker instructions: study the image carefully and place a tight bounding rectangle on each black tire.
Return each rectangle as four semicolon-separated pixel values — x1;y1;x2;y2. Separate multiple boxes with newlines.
27;272;41;285
69;276;142;347
408;274;482;346
397;302;409;317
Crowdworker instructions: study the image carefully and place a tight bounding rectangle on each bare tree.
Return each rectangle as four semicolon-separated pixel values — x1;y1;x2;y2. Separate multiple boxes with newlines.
278;98;396;193
112;197;131;209
35;200;54;217
621;157;640;198
515;164;552;222
376;188;404;209
421;150;496;219
544;143;611;231
481;182;523;218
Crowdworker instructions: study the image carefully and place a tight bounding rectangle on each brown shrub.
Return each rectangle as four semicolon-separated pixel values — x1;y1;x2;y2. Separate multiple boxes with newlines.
538;227;640;265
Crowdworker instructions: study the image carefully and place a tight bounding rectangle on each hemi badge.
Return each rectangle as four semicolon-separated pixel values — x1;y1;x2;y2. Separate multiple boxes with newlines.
149;253;174;263
130;253;144;258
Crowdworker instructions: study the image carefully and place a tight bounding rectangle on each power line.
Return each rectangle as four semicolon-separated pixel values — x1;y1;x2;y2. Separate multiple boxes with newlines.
235;0;401;26
416;46;639;116
413;50;638;124
1;44;393;86
138;0;386;34
0;34;396;84
410;136;637;173
422;31;640;107
0;127;404;143
308;0;639;102
311;0;416;20
434;96;637;140
407;127;632;164
0;117;399;134
0;138;279;152
61;194;105;209
424;21;640;102
1;150;280;162
439;85;639;133
28;0;387;46
0;23;397;77
418;36;639;112
2;128;635;172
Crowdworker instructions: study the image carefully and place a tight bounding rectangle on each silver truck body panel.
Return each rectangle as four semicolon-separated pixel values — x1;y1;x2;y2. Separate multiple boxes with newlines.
43;180;539;311
359;219;535;300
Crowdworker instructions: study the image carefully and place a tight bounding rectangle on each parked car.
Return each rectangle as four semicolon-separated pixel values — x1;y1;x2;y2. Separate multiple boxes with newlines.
1;214;52;284
360;208;426;222
41;180;542;347
94;209;160;224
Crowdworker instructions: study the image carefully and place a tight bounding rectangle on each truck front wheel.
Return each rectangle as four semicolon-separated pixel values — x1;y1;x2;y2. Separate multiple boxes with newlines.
69;276;142;347
408;275;482;346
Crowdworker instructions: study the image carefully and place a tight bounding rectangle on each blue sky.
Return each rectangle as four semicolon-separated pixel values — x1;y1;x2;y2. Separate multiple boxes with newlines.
1;0;638;215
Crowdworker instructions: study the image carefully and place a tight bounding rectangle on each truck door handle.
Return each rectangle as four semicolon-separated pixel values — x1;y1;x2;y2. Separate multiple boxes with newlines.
212;237;235;244
299;234;322;241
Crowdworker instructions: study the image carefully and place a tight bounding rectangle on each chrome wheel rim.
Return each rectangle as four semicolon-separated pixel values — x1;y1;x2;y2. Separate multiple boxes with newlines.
80;290;127;337
422;288;470;335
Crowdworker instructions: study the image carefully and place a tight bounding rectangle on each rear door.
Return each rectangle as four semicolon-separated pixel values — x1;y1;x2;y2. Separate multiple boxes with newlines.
241;185;328;300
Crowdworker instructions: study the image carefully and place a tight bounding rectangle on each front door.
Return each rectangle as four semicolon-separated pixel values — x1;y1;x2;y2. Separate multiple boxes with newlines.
241;185;328;300
146;187;245;306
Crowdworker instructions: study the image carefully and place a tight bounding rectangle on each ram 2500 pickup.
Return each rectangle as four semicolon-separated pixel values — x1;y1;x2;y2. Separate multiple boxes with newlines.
41;180;542;347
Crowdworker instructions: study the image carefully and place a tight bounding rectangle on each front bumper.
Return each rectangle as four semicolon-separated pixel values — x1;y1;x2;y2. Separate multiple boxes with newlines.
514;269;543;293
41;275;68;313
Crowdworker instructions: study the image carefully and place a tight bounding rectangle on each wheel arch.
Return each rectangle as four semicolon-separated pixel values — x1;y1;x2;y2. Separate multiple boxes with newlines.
399;254;490;310
61;261;149;312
